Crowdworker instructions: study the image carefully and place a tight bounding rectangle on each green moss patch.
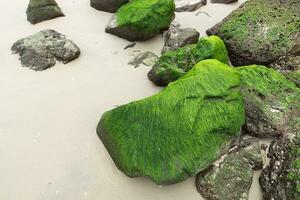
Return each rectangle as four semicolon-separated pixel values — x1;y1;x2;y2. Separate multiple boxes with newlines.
237;65;300;137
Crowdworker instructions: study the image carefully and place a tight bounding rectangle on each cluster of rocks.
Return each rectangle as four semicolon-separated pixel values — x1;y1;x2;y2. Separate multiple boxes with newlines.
96;0;299;200
12;0;299;199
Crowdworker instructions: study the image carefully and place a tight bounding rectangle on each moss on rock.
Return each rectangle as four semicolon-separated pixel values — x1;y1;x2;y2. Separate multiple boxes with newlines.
196;137;263;200
105;0;175;41
148;36;229;86
207;0;300;66
237;65;300;137
26;0;64;24
97;59;245;185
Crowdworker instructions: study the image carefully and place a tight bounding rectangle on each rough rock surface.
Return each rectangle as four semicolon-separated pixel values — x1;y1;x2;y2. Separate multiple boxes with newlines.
260;116;300;200
128;51;158;68
196;137;263;200
270;41;300;88
238;65;300;138
97;59;245;185
26;0;64;24
105;0;175;41
211;0;238;4
162;23;200;53
271;54;300;88
90;0;129;13
11;30;80;71
174;0;207;12
206;0;300;66
148;35;228;86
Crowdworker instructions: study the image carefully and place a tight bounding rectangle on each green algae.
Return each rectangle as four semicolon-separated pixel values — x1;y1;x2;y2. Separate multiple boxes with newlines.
97;59;245;185
237;65;300;137
209;0;300;65
285;71;300;88
148;35;229;86
116;0;175;37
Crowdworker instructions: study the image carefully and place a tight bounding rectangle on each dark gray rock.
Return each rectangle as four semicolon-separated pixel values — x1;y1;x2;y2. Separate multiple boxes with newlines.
90;0;129;13
206;0;300;66
162;23;200;53
196;137;263;200
11;30;80;71
175;0;207;12
260;116;300;200
211;0;238;4
26;0;64;24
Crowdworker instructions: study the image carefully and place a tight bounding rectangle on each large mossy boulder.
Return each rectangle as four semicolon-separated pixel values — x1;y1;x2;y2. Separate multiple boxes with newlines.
148;36;229;86
97;59;245;185
207;0;300;66
105;0;175;41
91;0;129;13
26;0;64;24
238;65;300;138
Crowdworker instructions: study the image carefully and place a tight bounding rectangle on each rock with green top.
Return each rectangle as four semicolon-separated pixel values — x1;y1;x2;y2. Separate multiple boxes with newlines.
91;0;129;13
207;0;300;66
238;65;300;138
97;59;245;185
26;0;64;24
148;35;229;86
196;137;263;200
105;0;175;41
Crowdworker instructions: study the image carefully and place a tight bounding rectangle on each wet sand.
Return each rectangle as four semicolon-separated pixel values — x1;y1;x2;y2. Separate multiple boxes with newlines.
0;0;264;200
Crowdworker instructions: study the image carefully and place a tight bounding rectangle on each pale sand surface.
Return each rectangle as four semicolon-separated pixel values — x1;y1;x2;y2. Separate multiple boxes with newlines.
0;0;263;200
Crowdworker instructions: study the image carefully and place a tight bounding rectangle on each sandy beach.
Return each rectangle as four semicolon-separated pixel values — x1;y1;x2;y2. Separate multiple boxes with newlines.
0;0;265;200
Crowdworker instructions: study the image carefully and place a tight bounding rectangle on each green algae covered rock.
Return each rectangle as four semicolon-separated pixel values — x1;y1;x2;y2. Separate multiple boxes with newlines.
196;137;263;200
105;0;175;41
207;0;300;66
238;65;300;137
26;0;64;24
148;35;229;86
97;59;245;185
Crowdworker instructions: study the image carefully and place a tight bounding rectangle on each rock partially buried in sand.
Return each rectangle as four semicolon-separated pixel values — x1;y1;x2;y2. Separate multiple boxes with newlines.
90;0;129;13
196;137;263;200
26;0;64;24
174;0;207;12
206;0;300;66
97;59;245;185
11;30;80;71
211;0;238;4
148;35;229;86
238;65;300;138
105;0;175;41
128;51;159;68
162;23;200;53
